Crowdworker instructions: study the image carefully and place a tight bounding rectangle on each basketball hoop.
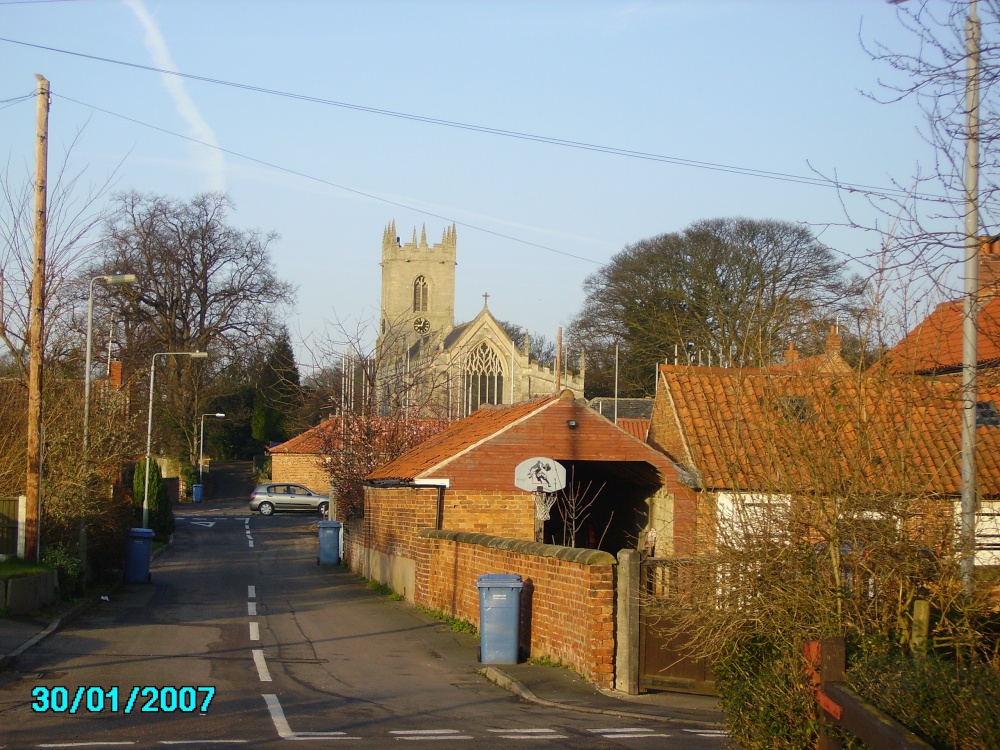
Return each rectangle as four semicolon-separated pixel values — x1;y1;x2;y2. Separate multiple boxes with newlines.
534;491;557;521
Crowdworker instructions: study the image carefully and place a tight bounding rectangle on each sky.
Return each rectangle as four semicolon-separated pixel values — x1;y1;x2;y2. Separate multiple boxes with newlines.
0;0;941;370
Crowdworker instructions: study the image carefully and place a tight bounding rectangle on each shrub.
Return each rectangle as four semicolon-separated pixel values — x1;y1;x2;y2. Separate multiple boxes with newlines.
848;643;1000;750
132;458;174;540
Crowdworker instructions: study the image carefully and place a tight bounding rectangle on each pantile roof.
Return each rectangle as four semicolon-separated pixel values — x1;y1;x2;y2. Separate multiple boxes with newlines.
884;296;1000;375
368;395;559;481
650;364;1000;496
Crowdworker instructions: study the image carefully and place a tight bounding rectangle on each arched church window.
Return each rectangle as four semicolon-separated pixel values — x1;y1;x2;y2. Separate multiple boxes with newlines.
464;342;504;413
413;276;429;312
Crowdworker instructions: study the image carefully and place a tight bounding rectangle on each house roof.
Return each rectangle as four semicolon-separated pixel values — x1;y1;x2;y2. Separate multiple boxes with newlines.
883;295;1000;375
615;418;650;442
587;398;655;420
268;418;336;455
649;364;1000;496
367;395;559;481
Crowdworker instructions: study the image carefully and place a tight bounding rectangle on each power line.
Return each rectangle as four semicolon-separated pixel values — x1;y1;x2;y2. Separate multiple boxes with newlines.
0;35;941;201
54;93;604;265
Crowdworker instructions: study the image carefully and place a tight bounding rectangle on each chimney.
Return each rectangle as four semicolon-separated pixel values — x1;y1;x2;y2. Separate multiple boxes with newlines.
784;342;799;364
980;236;1000;296
824;325;842;355
108;360;123;391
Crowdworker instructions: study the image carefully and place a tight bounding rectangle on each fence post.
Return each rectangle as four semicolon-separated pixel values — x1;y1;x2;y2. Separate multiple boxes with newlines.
17;495;27;558
615;549;639;694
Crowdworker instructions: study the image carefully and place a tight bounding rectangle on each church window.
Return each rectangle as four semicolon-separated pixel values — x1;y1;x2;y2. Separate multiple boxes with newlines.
464;342;504;413
413;276;429;312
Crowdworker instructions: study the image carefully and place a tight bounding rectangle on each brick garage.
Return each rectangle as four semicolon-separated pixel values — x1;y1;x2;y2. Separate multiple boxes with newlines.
268;420;333;494
346;390;697;686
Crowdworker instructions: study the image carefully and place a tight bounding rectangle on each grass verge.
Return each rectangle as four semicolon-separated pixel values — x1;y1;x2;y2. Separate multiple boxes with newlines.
416;604;478;636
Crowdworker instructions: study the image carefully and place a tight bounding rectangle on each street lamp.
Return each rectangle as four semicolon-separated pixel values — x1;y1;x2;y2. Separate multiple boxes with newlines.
199;412;226;484
143;351;208;528
83;273;136;455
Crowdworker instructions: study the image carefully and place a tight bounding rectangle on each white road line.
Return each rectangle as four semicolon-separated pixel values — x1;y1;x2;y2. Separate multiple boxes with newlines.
248;585;256;598
252;649;272;682
262;694;358;740
250;621;260;641
389;730;473;741
487;729;566;739
248;602;257;616
589;728;670;738
39;745;136;748
159;742;248;745
683;729;727;735
248;540;254;548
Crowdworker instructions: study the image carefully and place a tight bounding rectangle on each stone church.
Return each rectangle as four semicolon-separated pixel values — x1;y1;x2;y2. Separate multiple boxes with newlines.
376;221;584;418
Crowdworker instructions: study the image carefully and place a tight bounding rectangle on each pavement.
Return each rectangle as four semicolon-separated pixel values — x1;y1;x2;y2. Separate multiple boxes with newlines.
0;496;725;731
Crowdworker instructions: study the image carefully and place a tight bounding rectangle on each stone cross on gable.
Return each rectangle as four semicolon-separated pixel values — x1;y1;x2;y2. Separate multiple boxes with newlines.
482;292;490;307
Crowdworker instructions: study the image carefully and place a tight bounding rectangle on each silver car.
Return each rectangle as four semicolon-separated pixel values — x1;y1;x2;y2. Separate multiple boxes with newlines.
249;483;329;516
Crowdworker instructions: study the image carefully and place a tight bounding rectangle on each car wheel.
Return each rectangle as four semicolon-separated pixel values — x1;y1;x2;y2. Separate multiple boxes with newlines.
258;501;274;516
318;501;329;516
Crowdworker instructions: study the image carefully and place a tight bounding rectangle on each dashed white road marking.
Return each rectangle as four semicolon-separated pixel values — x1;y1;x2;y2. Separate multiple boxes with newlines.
159;742;248;745
248;540;254;548
487;728;567;739
252;649;272;682
389;729;473;741
589;728;671;739
683;729;728;737
248;585;256;598
263;694;359;740
39;744;135;748
248;602;257;616
250;622;260;641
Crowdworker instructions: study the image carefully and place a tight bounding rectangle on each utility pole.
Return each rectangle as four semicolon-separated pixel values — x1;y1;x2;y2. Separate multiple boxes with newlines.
25;74;50;562
960;0;981;598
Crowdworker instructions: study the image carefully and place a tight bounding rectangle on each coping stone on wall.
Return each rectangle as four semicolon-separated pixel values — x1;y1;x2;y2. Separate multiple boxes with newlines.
418;529;617;566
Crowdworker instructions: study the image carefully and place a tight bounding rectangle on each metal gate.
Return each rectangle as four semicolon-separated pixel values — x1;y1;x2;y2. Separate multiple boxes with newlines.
639;558;716;695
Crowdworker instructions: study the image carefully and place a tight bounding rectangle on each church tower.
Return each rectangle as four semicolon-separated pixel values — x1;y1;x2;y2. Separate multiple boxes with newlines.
379;221;457;347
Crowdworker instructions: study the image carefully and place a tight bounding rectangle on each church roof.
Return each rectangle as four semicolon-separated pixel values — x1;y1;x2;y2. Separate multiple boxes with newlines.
587;398;655;420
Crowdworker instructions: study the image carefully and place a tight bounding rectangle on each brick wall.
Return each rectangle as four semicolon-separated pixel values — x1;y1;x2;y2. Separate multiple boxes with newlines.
271;454;331;495
440;491;535;540
364;486;439;560
415;530;617;689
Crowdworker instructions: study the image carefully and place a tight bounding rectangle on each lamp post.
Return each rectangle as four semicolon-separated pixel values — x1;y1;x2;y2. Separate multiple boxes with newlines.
199;412;225;484
143;351;208;528
83;274;136;455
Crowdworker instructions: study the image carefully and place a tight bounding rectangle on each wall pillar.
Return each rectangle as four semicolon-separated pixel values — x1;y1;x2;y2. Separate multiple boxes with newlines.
615;548;640;694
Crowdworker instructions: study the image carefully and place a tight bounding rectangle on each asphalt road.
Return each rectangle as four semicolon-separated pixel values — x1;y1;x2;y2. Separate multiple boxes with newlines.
0;465;726;749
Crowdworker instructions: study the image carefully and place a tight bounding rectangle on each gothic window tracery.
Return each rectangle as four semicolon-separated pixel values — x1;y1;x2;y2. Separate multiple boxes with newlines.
464;341;504;413
413;276;429;312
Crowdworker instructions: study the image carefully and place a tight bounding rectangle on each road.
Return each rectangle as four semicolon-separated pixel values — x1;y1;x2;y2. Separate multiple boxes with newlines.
0;464;726;749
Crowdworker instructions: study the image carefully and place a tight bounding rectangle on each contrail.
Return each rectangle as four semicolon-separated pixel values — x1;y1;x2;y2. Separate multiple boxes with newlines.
124;0;226;192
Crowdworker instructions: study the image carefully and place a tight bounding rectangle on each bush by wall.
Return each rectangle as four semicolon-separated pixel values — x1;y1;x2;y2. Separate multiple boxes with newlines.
133;458;174;540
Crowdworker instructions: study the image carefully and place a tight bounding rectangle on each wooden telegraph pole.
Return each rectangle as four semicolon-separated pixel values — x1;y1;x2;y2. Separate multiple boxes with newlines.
25;74;49;562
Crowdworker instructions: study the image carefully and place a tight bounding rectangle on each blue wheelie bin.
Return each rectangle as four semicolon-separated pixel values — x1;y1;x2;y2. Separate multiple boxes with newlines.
192;484;203;503
124;527;155;584
318;520;342;565
477;574;523;663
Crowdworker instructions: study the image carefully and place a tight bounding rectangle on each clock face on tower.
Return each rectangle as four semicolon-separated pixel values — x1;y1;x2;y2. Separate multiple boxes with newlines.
413;317;430;334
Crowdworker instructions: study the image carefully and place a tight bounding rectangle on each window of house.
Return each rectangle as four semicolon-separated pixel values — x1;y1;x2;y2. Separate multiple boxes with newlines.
413;276;428;312
464;342;504;413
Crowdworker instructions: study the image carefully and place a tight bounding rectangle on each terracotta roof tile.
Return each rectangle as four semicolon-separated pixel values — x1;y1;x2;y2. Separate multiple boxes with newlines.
649;364;1000;496
267;418;337;455
615;418;650;442
885;295;1000;375
367;396;559;481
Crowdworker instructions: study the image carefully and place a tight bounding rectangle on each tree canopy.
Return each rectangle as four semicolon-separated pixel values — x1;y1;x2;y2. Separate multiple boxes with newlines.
569;217;864;397
87;192;294;459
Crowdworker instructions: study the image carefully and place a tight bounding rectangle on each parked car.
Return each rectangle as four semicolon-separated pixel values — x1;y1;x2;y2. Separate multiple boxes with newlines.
249;483;329;516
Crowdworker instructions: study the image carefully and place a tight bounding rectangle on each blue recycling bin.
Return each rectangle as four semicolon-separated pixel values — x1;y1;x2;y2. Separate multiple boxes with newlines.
192;484;203;503
124;527;155;584
318;520;342;565
477;574;523;664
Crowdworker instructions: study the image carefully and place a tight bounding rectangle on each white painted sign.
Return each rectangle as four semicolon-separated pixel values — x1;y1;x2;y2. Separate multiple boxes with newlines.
190;521;216;528
514;457;566;493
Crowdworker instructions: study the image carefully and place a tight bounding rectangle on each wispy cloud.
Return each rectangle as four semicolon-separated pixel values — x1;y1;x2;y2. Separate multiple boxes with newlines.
124;0;226;192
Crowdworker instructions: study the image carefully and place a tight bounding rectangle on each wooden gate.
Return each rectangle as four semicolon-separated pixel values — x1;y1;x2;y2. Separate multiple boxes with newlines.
0;497;19;556
639;557;716;695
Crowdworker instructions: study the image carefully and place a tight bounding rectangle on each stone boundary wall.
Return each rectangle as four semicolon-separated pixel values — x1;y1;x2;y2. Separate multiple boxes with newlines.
414;529;617;688
4;569;58;615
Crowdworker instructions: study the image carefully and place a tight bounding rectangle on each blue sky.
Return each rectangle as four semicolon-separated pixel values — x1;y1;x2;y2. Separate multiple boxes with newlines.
0;1;936;368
